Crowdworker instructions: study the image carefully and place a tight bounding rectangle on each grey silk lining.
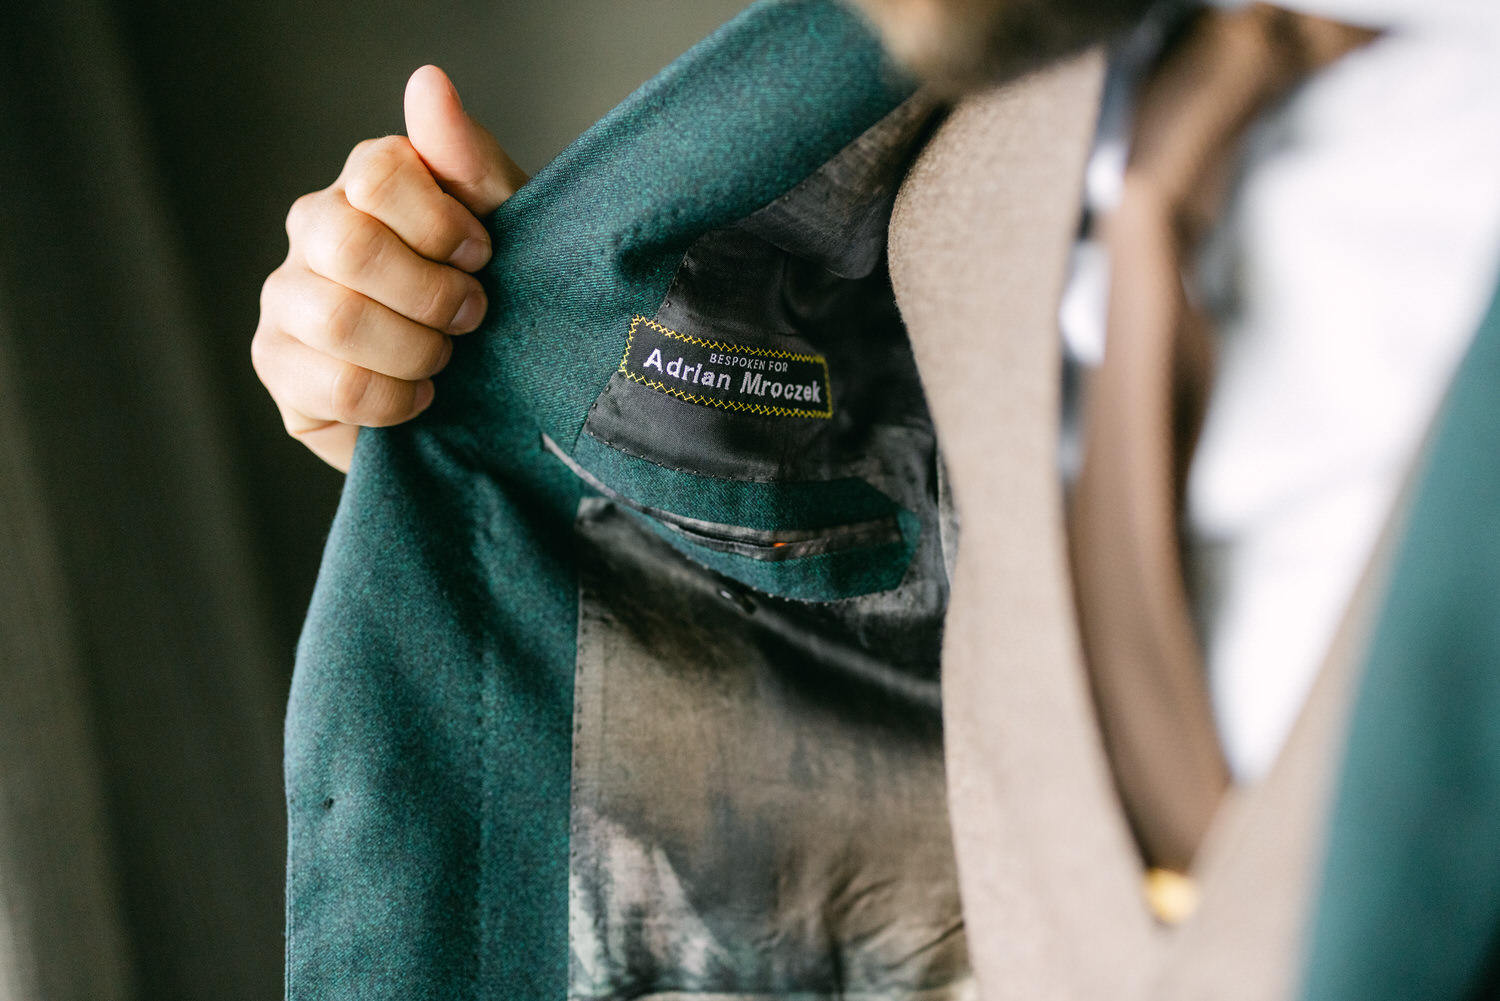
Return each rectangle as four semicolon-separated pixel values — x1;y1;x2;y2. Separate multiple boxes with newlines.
568;498;969;1001
542;433;903;560
565;96;967;1001
738;93;943;279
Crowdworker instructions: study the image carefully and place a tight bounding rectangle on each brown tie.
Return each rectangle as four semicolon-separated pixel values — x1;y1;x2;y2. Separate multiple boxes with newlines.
1069;4;1377;876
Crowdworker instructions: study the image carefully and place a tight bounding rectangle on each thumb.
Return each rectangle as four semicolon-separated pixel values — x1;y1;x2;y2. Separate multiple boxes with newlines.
404;65;528;217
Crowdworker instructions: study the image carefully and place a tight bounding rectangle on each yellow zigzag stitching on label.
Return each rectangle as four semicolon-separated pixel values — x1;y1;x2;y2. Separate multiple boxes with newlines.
618;315;833;420
626;316;825;363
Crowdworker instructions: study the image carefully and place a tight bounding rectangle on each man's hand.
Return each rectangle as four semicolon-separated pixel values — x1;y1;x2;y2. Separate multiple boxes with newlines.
252;65;529;471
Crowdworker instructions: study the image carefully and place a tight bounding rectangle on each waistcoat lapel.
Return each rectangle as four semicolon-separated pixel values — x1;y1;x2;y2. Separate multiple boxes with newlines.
889;49;1393;1001
890;53;1164;1001
892;36;1500;1001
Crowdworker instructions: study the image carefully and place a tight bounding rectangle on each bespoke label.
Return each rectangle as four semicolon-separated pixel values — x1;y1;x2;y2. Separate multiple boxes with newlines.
618;316;833;419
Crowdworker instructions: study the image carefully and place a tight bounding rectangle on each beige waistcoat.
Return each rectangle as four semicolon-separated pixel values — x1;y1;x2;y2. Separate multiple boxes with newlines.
887;54;1378;1001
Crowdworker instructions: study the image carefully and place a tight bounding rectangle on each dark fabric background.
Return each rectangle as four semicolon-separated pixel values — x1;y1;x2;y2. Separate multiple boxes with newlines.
0;1;745;998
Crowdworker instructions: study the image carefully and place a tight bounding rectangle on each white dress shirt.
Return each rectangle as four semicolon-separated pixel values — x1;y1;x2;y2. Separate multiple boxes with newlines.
1066;2;1500;781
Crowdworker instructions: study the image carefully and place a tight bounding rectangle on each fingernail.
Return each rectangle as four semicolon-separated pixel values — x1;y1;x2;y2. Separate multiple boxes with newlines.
451;289;486;333
414;380;436;413
449;235;491;271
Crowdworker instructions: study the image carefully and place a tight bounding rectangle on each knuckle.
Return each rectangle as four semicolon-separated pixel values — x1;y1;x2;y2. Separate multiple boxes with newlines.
348;135;407;166
328;363;380;424
412;332;453;379
285;192;319;238
345;137;381;163
415;208;459;259
257;267;283;314
418;269;474;329
259;263;301;318
250;326;297;410
344;137;414;214
321;288;368;354
315;212;384;282
423;334;450;378
249;324;274;384
344;136;393;175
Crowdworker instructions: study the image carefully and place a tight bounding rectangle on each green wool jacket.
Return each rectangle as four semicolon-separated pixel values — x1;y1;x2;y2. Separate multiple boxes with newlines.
288;3;957;998
284;2;1500;999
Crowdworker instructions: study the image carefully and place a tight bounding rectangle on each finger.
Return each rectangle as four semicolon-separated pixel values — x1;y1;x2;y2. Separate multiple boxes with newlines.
404;65;529;216
252;324;436;430
290;191;487;334
263;266;453;382
340;135;492;271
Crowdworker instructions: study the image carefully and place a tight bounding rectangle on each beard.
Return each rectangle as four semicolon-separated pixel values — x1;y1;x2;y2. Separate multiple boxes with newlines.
851;0;1155;93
